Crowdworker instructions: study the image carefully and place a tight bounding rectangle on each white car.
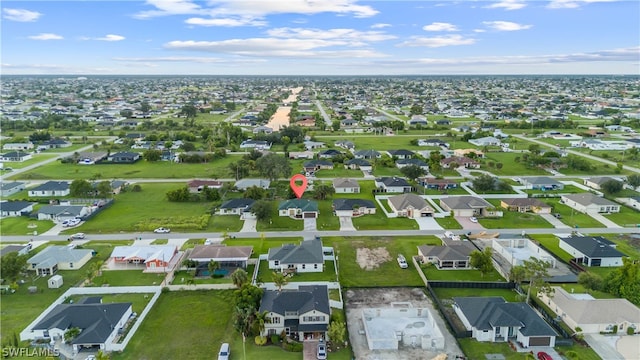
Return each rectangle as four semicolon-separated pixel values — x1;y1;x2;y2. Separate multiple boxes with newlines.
154;227;171;233
469;217;478;223
217;343;230;360
69;233;86;240
397;254;409;269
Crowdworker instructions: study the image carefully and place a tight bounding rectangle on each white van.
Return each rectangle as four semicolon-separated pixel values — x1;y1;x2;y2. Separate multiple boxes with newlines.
218;343;230;360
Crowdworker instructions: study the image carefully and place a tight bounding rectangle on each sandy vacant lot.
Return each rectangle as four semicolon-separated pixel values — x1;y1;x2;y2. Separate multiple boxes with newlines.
344;288;463;360
267;87;304;131
356;247;391;270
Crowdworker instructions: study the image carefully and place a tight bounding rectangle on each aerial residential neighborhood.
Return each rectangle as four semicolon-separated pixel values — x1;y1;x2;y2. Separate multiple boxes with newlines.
1;75;640;360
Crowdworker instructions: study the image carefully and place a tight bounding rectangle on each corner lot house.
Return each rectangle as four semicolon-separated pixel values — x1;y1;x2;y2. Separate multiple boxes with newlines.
468;136;502;147
109;245;179;272
28;181;70;197
561;193;620;214
0;201;35;218
268;239;324;273
278;199;319;219
259;285;330;340
234;179;270;190
332;199;376;217
558;236;625;267
107;151;141;163
440;196;502;217
521;177;564;191
187;179;223;193
539;287;640;335
388;193;434;218
333;178;360;193
453;297;557;347
27;246;94;275
417;238;476;269
0;151;32;162
0;181;25;197
188;245;253;268
21;297;132;352
419;177;458;190
500;198;552;214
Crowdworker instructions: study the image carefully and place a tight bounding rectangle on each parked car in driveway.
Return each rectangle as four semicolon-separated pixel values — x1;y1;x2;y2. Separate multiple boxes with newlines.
217;343;230;360
154;227;170;233
469;217;478;223
397;254;408;269
537;352;553;360
317;339;327;360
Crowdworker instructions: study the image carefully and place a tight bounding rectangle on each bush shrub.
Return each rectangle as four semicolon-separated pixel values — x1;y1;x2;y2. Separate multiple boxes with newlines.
282;341;303;352
270;334;280;344
627;327;635;335
254;336;267;346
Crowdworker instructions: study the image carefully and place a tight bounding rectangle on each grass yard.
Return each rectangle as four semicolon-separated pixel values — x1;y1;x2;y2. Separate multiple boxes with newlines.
524;184;585;195
0;217;55;236
528;234;574;263
9;155;241;180
257;260;337;282
328;236;441;287
432;288;519;302
64;293;153;314
435;216;464;230
256;215;304;231
555;283;617;300
180;238;205;250
601;205;640;227
316;200;341;231
457;338;601;360
150;239;168;244
314;135;435;151
482;152;549;176
73;183;214;233
422;266;505;282
351;211;420;230
372;166;404;177
478;211;554;229
0;154;57;170
222;237;303;256
544;199;605;228
90;270;167;286
421;186;469;196
209;215;244;232
315;167;365;178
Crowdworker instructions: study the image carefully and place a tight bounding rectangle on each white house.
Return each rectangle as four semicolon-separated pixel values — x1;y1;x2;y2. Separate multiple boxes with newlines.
27;246;94;275
28;181;70;197
333;178;360;193
267;239;325;273
560;193;620;214
558;236;625;267
332;198;376;217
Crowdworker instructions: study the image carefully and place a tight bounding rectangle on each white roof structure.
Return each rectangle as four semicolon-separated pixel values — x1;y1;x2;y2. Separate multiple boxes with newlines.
110;245;177;264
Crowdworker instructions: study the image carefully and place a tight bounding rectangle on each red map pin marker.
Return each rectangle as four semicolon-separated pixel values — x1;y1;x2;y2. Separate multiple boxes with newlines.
290;174;308;199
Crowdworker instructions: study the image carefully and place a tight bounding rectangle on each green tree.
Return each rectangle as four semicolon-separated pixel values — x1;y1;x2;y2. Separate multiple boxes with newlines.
64;327;81;342
255;153;291;182
230;268;249;288
140;101;151;113
312;184;335;200
0;252;27;282
208;260;219;277
578;271;603;292
627;174;640;188
271;271;288;291
600;179;623;194
509;264;526;284
328;320;347;344
250;200;272;221
521;257;553;304
409;104;423;116
95;349;110;360
143;149;162;162
472;174;496;192
244;186;266;200
96;181;112;198
331;119;341;132
69;179;93;197
400;164;426;180
604;257;640;305
528;144;541;155
469;248;493;278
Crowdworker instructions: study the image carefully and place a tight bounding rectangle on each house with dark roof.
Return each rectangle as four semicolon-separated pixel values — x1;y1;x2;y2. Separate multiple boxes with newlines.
188;245;253;268
344;158;372;171
335;140;355;150
36;205;89;222
440;196;502;218
396;158;429;171
521;177;564;191
558;236;625;267
387;149;415;159
219;198;256;218
332;198;376;217
303;160;334;175
0;151;32;162
417;237;477;269
418;138;449;147
0;201;35;218
354;149;381;160
278;199;319;219
0;181;25;197
1;244;32;257
453;297;557;347
500;198;552;214
560;193;620;214
27;246;94;275
108;151;141;163
332;178;360;193
583;176;624;191
317;149;343;159
419;177;458;190
259;285;330;340
240;140;271;150
28;181;70;197
374;177;412;193
388;194;434;218
23;297;132;352
268;239;324;273
41;138;72;149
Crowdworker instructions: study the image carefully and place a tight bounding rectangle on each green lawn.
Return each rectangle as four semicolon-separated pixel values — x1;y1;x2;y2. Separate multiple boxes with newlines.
315;167;364;178
351;211;420;230
478;211;554;229
90;270;167;286
432;288;519;302
524;184;585;195
328;236;440;287
435;216;463;230
209;215;244;232
544;199;605;228
529;234;574;262
65;293;153;314
257;260;337;282
8;155;242;180
316;200;341;231
423;266;505;282
602;205;640;227
372;166;404;177
222;237;303;257
457;338;601;360
72;183;214;233
0;154;57;170
0;217;55;236
256;215;304;231
180;238;205;250
482;152;549;176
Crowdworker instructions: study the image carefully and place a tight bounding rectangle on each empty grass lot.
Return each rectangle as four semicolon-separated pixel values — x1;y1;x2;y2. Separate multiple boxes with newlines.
435;216;464;230
0;216;55;236
90;270;167;287
544;199;605;228
222;237;303;256
316;200;341;230
478;211;554;229
423;266;505;282
209;214;244;232
256;214;304;231
481;152;549;176
351;211;420;230
432;288;518;302
65;293;153;314
328;236;441;287
602;205;640;227
73;183;214;233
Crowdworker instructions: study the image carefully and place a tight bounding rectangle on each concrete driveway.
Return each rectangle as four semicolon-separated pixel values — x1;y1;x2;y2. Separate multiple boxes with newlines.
414;217;443;230
588;213;622;228
304;218;317;231
303;340;318;360
240;218;257;232
455;216;485;230
584;334;626;360
539;214;571;228
339;217;356;231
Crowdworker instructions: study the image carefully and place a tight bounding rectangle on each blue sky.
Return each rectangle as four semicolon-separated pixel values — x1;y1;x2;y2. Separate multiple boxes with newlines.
2;0;639;75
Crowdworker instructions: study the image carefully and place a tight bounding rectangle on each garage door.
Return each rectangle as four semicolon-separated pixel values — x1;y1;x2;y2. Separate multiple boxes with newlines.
529;337;551;346
303;212;316;218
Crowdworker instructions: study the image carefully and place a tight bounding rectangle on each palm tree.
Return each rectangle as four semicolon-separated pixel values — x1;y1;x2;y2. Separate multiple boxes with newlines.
230;268;249;288
95;350;110;360
253;310;269;336
271;271;288;292
208;260;219;278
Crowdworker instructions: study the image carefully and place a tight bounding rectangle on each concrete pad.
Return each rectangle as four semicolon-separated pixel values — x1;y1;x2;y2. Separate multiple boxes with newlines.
616;336;640;360
167;238;189;249
339;217;356;231
304;218;317;231
455;216;485;230
539;213;571;229
415;217;443;230
240;218;257;232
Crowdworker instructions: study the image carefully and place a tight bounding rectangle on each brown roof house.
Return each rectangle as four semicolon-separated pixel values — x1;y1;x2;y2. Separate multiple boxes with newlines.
500;198;552;214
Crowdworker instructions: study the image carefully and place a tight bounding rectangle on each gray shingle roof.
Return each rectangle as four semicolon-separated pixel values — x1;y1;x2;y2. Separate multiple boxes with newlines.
259;285;329;316
332;198;375;211
562;193;618;207
28;246;93;268
220;198;255;210
332;178;360;189
388;194;430;211
37;205;85;217
30;181;69;191
560;236;625;258
268;240;323;264
375;177;411;187
1;181;24;191
441;196;492;210
0;201;34;212
278;199;318;212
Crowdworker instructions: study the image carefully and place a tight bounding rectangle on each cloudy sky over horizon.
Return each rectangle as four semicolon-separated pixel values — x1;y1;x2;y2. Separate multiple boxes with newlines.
2;0;639;75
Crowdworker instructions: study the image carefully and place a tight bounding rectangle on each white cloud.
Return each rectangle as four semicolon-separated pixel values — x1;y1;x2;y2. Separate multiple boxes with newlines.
371;23;391;29
482;21;532;31
422;22;459;32
96;34;126;41
484;0;527;10
135;0;378;20
3;8;42;22
164;38;387;58
112;56;268;64
266;28;396;43
547;0;618;9
28;33;63;40
398;35;475;48
185;17;266;27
